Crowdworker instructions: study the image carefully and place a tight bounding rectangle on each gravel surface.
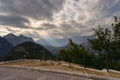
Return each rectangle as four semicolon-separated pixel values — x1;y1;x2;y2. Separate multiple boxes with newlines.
0;67;89;80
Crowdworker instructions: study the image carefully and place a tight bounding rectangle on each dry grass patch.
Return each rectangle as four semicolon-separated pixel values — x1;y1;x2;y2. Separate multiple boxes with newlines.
1;59;120;78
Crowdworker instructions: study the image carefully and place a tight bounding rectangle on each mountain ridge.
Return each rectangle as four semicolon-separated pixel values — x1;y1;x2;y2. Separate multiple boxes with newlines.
4;33;34;46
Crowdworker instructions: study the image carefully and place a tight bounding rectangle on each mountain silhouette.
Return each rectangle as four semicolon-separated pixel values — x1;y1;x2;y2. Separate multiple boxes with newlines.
4;33;34;46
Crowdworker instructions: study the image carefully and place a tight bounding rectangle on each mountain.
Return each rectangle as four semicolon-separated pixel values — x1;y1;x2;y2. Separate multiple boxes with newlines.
36;35;95;47
36;38;51;46
43;46;67;56
71;36;95;44
36;36;95;55
4;33;34;46
0;37;13;57
36;38;68;47
6;42;54;60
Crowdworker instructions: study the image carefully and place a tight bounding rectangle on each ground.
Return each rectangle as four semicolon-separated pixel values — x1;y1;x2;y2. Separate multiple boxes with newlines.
0;67;89;80
0;59;120;80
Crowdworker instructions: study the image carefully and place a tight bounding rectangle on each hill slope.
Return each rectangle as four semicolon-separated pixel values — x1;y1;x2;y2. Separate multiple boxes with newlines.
6;42;54;60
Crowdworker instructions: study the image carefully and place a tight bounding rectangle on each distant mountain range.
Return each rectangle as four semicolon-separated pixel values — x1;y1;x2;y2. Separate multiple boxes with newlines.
43;46;67;56
36;36;95;55
0;33;95;59
36;35;95;47
4;33;34;46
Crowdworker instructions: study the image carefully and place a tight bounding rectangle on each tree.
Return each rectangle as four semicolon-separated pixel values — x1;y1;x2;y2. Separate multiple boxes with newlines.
59;39;79;66
88;17;120;71
112;16;120;41
110;17;120;70
59;39;94;68
89;26;112;71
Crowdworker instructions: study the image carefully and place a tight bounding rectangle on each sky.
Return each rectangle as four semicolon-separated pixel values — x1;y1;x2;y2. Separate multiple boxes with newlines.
0;0;120;41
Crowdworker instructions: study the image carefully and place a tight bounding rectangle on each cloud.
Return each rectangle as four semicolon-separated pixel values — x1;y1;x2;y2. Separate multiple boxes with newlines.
37;23;56;30
0;0;64;20
52;0;120;36
0;15;30;28
0;0;119;42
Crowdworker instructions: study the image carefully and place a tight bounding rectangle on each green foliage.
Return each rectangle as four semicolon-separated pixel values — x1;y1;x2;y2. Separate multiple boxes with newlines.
59;39;96;68
88;17;120;70
112;16;120;41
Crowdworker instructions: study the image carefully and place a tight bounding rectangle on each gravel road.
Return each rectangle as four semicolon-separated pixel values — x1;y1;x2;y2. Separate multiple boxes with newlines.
0;67;90;80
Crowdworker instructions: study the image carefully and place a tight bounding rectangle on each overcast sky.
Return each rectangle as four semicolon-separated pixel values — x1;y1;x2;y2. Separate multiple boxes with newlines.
0;0;120;40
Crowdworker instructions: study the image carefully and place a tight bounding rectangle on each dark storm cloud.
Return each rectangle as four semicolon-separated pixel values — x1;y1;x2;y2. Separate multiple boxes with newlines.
42;0;52;7
0;15;30;28
0;0;65;20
